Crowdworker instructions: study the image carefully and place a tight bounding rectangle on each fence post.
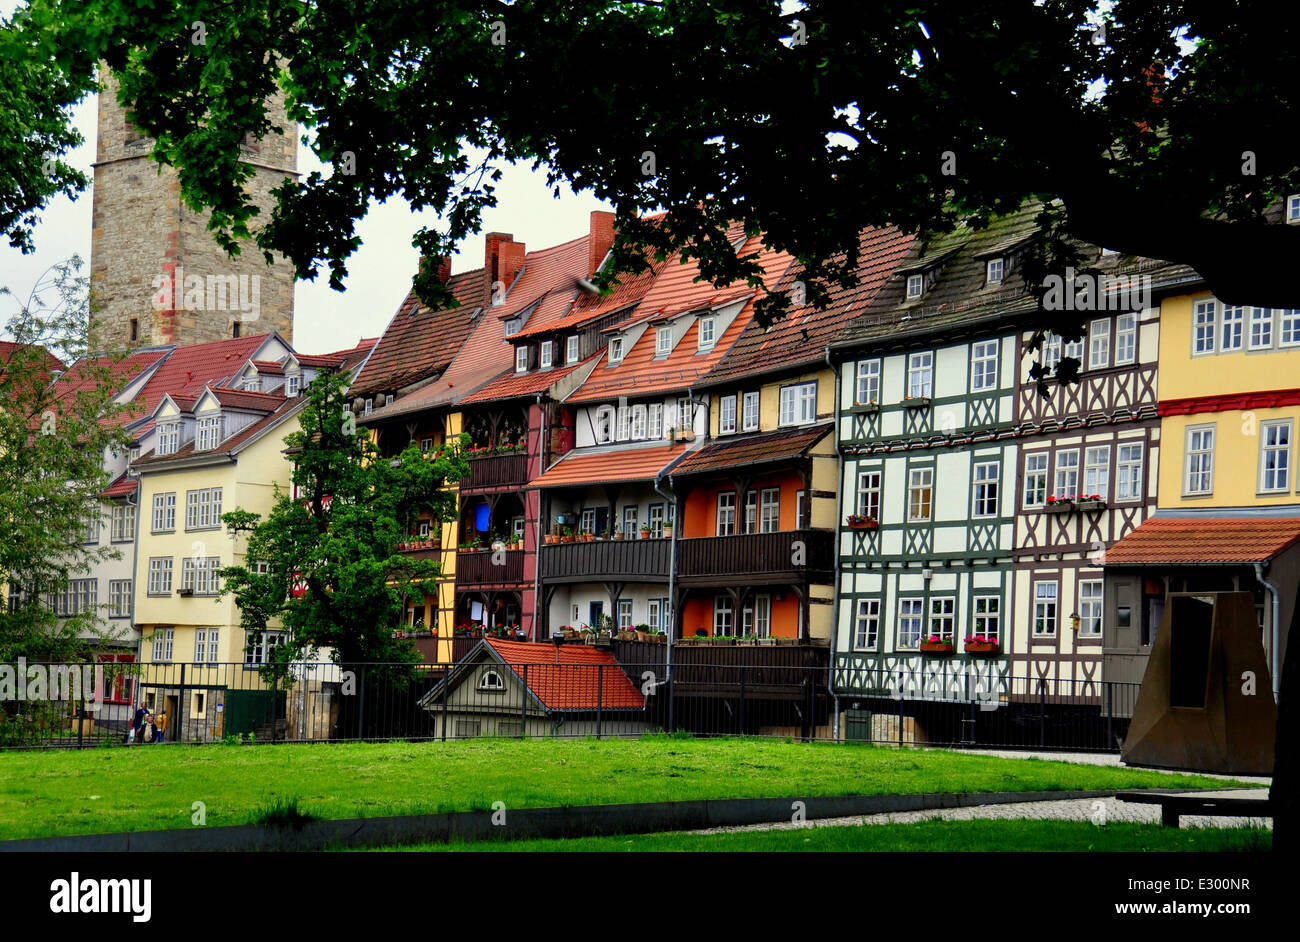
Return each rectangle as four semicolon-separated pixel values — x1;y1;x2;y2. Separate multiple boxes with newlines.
1106;683;1114;751
897;681;904;747
596;664;603;740
177;663;186;744
739;665;746;736
357;665;366;741
1038;679;1046;748
520;664;528;739
270;669;278;743
440;663;448;741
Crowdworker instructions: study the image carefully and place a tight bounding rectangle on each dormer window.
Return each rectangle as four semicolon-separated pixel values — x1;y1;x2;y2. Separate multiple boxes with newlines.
609;337;624;362
986;258;1004;284
157;422;181;457
129;446;141;463
364;398;374;415
566;335;579;363
504;317;521;337
285;374;300;396
196;415;223;451
698;316;716;350
656;326;672;356
540;341;554;368
906;274;924;300
244;377;261;393
1289;195;1300;223
515;345;529;373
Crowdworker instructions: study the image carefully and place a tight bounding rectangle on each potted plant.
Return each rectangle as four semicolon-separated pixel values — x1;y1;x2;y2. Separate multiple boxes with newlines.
613;524;624;541
738;633;758;646
561;528;575;544
846;513;878;530
617;627;636;641
964;634;1001;655
919;634;955;655
1075;493;1106;510
639;525;652;540
582;530;595;543
648;629;666;644
1044;494;1073;513
634;623;651;642
712;633;737;646
661;522;674;538
563;625;580;640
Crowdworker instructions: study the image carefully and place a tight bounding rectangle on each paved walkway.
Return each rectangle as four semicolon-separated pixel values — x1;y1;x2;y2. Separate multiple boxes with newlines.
938;747;1274;785
689;789;1271;834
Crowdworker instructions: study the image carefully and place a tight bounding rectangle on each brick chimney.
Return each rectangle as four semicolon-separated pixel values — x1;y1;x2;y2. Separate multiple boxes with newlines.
418;255;453;283
485;232;525;304
588;211;616;276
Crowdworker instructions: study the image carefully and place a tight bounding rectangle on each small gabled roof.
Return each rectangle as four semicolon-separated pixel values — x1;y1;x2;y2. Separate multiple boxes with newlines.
529;442;690;489
459;351;601;405
249;359;286;375
1104;516;1300;566
669;422;833;477
99;473;139;499
133;397;305;468
206;386;288;412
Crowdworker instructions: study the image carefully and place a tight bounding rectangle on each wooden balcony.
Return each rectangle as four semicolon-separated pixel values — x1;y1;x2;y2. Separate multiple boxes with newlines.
677;528;834;585
463;452;528;490
455;548;525;586
540;537;671;583
396;540;443;562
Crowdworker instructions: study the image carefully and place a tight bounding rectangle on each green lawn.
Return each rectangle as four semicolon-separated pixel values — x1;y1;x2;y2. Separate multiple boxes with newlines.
0;736;1255;841
375;819;1273;853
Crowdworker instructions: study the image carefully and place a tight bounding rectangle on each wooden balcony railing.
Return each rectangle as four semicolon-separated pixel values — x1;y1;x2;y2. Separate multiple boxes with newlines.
455;548;525;585
677;528;834;583
539;538;671;583
463;452;528;489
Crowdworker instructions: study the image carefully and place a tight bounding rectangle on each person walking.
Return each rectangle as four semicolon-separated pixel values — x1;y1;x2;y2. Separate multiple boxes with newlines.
131;704;148;745
154;710;168;744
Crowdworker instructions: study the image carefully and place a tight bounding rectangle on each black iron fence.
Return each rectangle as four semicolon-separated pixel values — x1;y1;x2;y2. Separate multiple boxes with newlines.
0;659;1142;753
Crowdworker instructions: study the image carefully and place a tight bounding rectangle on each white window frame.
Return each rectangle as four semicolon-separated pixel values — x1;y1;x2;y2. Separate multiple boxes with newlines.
655;326;672;356
1249;307;1274;350
897;598;923;649
1193;299;1216;355
111;503;136;542
716;491;737;536
854;598;880;650
648;403;663;439
1033;582;1058;637
698;315;716;349
594;406;614;444
905;273;923;299
719;395;737;434
742;391;760;431
1088;318;1110;370
856;358;881;404
907;466;933;522
778;381;817;427
1023;453;1048;508
618;599;633;630
540;340;554;368
907;351;933;399
971;461;999;518
1053;449;1080;500
616;404;630;442
286;374;300;396
970;340;998;392
1115;313;1137;364
108;579;133;618
856;469;881;520
566;335;580;364
1078;580;1103;638
151;492;176;532
147;557;173;595
196;414;223;451
1116;442;1144;501
1220;305;1244;352
630;404;647;440
713;596;735;636
184;487;223;531
1184;424;1216;496
1280;309;1300;348
157;422;181;456
1083;446;1110;500
608;337;622;362
986;257;1004;284
928;597;955;642
972;595;1001;642
1259;419;1292;494
759;487;780;533
515;345;528;373
151;627;174;662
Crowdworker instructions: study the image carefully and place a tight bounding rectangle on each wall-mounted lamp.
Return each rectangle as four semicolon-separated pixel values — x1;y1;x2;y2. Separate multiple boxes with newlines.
921;568;934;581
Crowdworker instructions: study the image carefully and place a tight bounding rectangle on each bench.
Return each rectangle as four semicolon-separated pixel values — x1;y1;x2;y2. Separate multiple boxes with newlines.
1116;791;1273;828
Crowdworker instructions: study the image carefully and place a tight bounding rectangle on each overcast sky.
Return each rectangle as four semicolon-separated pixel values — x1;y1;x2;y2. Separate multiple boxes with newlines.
0;18;611;355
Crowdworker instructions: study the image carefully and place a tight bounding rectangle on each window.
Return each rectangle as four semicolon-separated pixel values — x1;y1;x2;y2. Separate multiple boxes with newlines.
566;336;579;363
1115;313;1137;364
972;595;1000;642
778;381;817;426
1023;453;1048;507
1088;319;1110;369
181;557;221;595
1259;420;1292;493
716;491;737;536
1084;446;1110;500
151;628;174;662
970;341;998;392
129;318;139;342
1184;425;1215;495
1041;332;1063;370
796;489;806;527
698;315;716;349
147;558;173;595
719;394;737;434
185;488;223;530
648;599;664;632
195;415;223;451
906;273;924;299
656;326;672;356
928;597;955;641
1117;442;1144;501
503;318;520;336
649;503;665;538
744;490;758;534
244;630;285;666
194;628;220;663
1033;582;1058;636
595;406;614;443
713;596;735;636
856;359;881;404
676;397;694;434
648;403;663;439
1291;195;1300;222
579;508;596;536
1249;307;1273;349
286;374;300;396
907;352;933;399
608;337;623;362
1063;335;1084;362
742;391;760;431
157;422;181;456
759;488;780;533
971;462;999;517
749;595;771;637
856;470;881;520
627;404;645;440
907;467;933;522
1078;580;1103;637
540;340;554;368
1220;306;1244;352
622;505;639;537
82;510;99;544
986;258;1004;284
363;398;374;416
51;579;96;617
618;599;633;630
1281;309;1300;347
151;493;176;532
243;377;261;392
1191;300;1217;354
109;580;132;618
616;404;630;441
897;599;923;649
1054;450;1080;499
854;599;880;650
515;346;528;372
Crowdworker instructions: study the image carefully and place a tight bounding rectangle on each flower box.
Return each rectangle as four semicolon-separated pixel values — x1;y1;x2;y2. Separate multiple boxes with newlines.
1043;499;1074;514
1074;498;1107;511
847;518;879;530
855;402;880;414
919;640;955;655
964;641;1001;655
901;397;932;409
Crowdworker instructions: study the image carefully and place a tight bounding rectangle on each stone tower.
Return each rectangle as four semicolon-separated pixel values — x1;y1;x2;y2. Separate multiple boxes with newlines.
89;72;297;348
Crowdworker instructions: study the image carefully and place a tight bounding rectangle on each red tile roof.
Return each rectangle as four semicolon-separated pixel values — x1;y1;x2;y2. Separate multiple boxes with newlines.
125;333;277;425
0;340;65;379
366;235;595;418
459;351;600;404
1104;517;1300;565
511;259;666;341
250;359;286;375
700;227;915;386
294;353;344;368
99;473;139;499
530;442;689;489
134;397;305;466
44;349;170;428
208;386;288;411
350;270;487;398
484;639;644;710
670;423;833;476
565;236;794;404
